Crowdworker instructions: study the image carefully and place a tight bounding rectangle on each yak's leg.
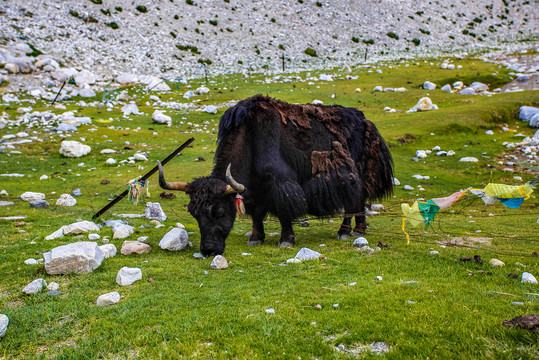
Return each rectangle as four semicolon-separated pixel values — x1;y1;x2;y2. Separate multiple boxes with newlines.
352;199;368;236
277;217;296;248
248;205;267;246
337;216;352;240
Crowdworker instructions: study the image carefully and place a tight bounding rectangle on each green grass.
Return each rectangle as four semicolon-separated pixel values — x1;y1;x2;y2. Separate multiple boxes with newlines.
0;58;538;359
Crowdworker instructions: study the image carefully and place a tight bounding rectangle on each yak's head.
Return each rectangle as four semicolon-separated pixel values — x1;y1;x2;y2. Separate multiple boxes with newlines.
157;161;245;256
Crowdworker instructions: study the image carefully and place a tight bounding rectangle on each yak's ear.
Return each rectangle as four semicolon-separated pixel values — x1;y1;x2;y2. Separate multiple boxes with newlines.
225;164;246;194
157;161;188;191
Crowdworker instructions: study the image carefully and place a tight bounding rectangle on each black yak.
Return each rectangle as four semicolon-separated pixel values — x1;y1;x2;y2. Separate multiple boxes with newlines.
158;95;393;256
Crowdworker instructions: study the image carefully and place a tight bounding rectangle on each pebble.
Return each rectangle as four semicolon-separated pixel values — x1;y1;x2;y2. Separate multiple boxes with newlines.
376;276;383;281
116;267;142;286
265;308;275;314
210;255;229;270
352;237;368;248
429;250;439;255
0;314;8;338
511;301;524;306
47;282;59;291
22;278;47;294
489;258;505;267
24;258;38;265
97;292;121;306
347;282;357;286
521;272;538;284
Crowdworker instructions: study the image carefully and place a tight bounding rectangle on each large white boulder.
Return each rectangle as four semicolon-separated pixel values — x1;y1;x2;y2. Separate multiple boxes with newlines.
60;140;91;158
195;86;210;95
56;193;77;207
407;97;438;113
122;103;141;116
43;241;104;275
146;77;171;91
20;192;46;202
145;202;166;221
159;228;190;251
99;244;117;259
74;69;96;87
116;73;139;84
62;220;100;235
79;88;96;98
423;81;436;90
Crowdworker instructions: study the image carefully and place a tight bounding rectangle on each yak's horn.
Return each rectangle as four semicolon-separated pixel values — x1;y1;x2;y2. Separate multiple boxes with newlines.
157;160;188;191
225;163;246;194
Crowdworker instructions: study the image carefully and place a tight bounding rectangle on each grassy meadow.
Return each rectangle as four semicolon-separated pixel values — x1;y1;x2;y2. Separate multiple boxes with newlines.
0;55;538;359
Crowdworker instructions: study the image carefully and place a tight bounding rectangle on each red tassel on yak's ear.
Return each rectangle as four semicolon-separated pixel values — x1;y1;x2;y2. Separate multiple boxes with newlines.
235;194;245;216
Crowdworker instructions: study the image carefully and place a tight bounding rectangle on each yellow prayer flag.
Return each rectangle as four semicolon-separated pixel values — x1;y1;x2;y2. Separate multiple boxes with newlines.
483;182;533;200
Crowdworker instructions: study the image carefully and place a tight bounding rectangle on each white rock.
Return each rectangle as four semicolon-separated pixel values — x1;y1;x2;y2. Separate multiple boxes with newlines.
404;185;414;190
122;103;141;116
145;202;166;221
159;228;190;251
44;241;104;275
459;88;475;95
453;81;464;89
373;86;383;92
100;149;116;154
195;86;210;95
352;237;368;248
152;110;172;126
265;308;275;314
312;99;323;105
40;175;48;180
446;150;456;156
521;272;538;284
294;247;323;261
112;224;134;239
20;192;45;202
134;153;148;161
286;257;302;264
416;150;428;158
371;204;384;211
469;82;488;93
0;314;8;338
74;70;96;87
319;74;333;81
459;157;479;162
392;178;400;186
79;88;96;98
99;244;117;259
430;250;439;255
116;267;142;286
24;258;38;265
56;193;77;207
60;140;91;158
519;106;539;122
423;81;436;90
210;255;229;269
183;90;195;99
116;73;138;84
97;292;121;306
105;158;117;165
441;84;451;93
63;221;100;235
410;97;437;112
202;105;218;114
485;130;494;135
489;258;505;267
47;282;59;291
22;278;47;294
146;77;170;91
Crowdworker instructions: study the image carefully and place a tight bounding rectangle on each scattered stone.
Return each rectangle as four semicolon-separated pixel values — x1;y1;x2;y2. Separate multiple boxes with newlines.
502;314;539;331
522;272;538;284
116;267;142;286
63;221;100;235
423;81;436;90
112;224;134;240
489;259;505;267
512;302;524;306
294;247;324;261
519;106;539;123
459;157;479;162
22;278;47;295
97;292;121;306
121;241;151;255
59;140;91;158
314;304;322;310
430;250;439;255
71;188;82;197
46;290;63;296
99;244;117;259
24;258;38;265
44;241;104;275
159;228;190;251
56;193;77;206
193;253;205;259
30;200;49;209
152;110;172;126
47;282;59;291
459;88;475;95
441;84;451;93
144;202;166;221
0;314;8;338
88;233;100;241
407;97;438;112
265;308;275;314
20;192;45;202
352;237;368;248
286;258;302;264
210;255;229;270
469;82;488;92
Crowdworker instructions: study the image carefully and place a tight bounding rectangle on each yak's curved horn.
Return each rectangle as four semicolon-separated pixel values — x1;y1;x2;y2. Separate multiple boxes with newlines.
157;160;188;191
225;163;246;194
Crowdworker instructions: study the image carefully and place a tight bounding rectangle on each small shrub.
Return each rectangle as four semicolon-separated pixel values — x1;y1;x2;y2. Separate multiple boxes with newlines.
238;60;243;65
25;43;42;57
115;6;122;11
90;0;102;4
198;58;212;65
136;5;147;12
362;39;374;45
176;44;200;54
255;49;260;55
412;38;420;46
316;2;322;7
304;47;317;57
186;0;194;5
408;15;414;20
87;16;98;23
100;8;110;16
415;11;424;16
108;22;119;29
209;19;218;26
69;10;79;17
298;0;303;2
351;36;359;43
419;28;431;35
170;31;177;38
270;17;275;23
387;31;399;40
224;0;230;2
473;17;483;23
154;22;158;26
195;28;200;34
226;28;233;32
174;14;179;20
449;35;455;40
278;44;285;50
462;29;469;35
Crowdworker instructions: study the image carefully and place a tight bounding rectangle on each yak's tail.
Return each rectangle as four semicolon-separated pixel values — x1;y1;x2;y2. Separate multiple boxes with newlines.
359;120;394;202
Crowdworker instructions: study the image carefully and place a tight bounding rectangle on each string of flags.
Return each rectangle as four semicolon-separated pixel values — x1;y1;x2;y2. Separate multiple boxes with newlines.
401;182;535;244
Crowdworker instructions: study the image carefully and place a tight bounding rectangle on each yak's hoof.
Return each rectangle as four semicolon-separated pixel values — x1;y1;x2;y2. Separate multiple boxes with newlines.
337;233;351;240
247;239;264;246
278;241;294;248
351;231;366;236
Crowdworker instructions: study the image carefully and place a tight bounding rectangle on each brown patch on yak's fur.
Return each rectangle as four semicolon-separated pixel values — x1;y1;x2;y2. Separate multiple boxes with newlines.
311;141;355;176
